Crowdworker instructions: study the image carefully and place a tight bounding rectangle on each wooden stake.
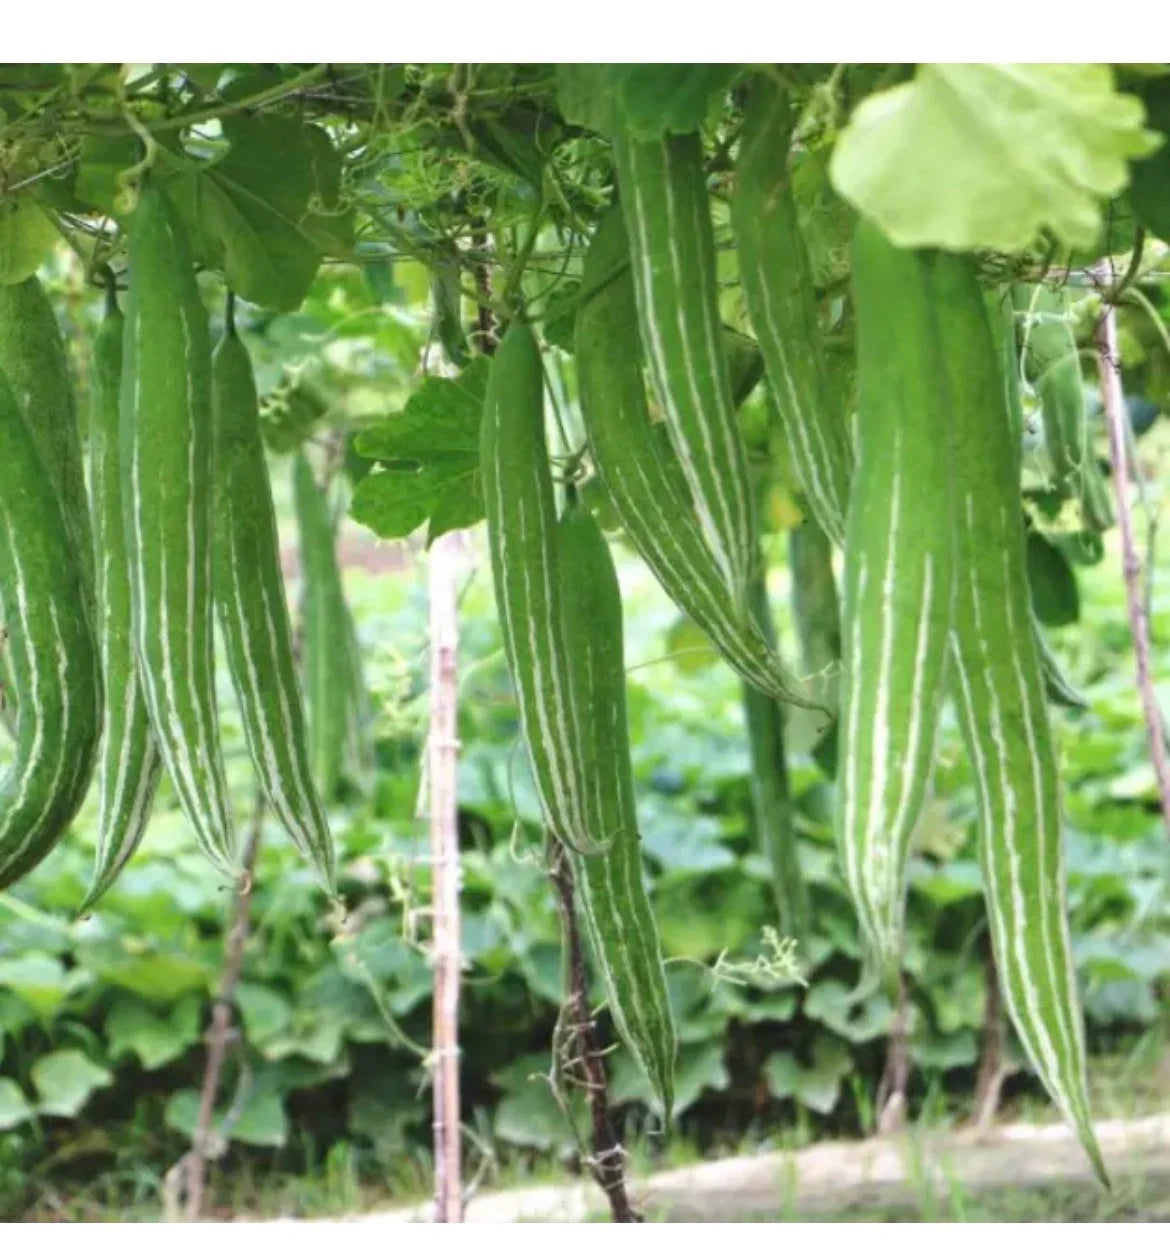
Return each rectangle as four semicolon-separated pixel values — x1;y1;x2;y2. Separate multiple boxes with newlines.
1094;282;1170;845
428;530;464;1222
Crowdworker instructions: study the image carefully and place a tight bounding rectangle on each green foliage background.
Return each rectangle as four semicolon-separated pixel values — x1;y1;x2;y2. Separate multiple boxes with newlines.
0;61;1169;1217
0;262;1166;1218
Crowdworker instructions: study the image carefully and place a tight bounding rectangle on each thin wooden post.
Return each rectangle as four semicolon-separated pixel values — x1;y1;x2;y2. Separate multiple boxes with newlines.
428;530;464;1221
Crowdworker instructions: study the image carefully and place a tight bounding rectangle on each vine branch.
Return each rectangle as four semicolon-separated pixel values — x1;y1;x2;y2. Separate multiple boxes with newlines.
1094;270;1170;845
546;833;640;1224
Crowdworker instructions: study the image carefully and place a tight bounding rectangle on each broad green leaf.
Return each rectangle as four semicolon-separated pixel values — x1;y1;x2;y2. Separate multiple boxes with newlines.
492;1054;587;1152
542;279;580;354
640;813;733;873
105;995;201;1069
0;954;71;1019
234;982;293;1044
32;1049;112;1118
74;133;140;214
0;199;58;283
764;1034;852;1114
1127;77;1170;240
1027;529;1081;627
610;1040;728;1116
830;64;1160;251
165;1086;288;1149
352;357;488;543
555;65;612;134
0;1079;34;1131
302;123;354;254
911;1027;978;1071
609;65;739;138
662;616;719;677
77;942;214;1001
199;114;321;310
803;979;895;1043
227;1091;288;1148
0;991;34;1052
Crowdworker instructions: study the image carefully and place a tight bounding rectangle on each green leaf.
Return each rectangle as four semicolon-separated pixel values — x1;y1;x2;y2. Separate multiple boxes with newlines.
911;1027;978;1071
662;616;719;677
0;1079;34;1131
1128;77;1170;240
764;1034;852;1114
0;991;33;1053
32;1050;113;1118
555;65;613;135
610;1040;728;1116
351;357;488;543
77;942;214;1001
830;64;1160;251
492;1055;587;1152
542;279;580;354
197;114;322;311
165;1086;288;1149
803;979;895;1043
302;123;354;254
234;982;293;1045
610;65;739;138
74;133;140;215
105;995;201;1069
0;199;58;283
1027;529;1081;627
228;1091;288;1148
0;954;72;1019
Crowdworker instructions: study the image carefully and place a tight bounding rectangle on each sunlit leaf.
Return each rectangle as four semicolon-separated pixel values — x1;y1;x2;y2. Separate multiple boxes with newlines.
831;64;1160;251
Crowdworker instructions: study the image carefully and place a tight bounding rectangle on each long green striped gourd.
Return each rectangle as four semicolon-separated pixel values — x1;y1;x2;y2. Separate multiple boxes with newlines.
292;451;359;805
611;124;758;610
0;277;95;608
731;75;852;546
121;183;237;878
0;370;101;887
480;322;595;852
988;290;1090;712
576;207;823;712
81;290;164;911
213;314;336;889
934;251;1106;1183
837;220;957;979
1015;283;1114;533
556;494;676;1113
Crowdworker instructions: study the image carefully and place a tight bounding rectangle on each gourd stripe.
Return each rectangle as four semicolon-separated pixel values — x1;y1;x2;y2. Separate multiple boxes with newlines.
747;248;844;543
224;541;319;861
0;530;73;875
257;578;331;852
619;135;753;598
96;669;162;872
874;556;937;936
997;522;1079;1071
126;198;234;872
482;368;590;848
601;440;777;692
575;209;812;706
624;142;731;576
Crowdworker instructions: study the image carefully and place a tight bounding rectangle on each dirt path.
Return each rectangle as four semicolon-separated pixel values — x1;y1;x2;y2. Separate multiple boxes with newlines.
339;1112;1170;1223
